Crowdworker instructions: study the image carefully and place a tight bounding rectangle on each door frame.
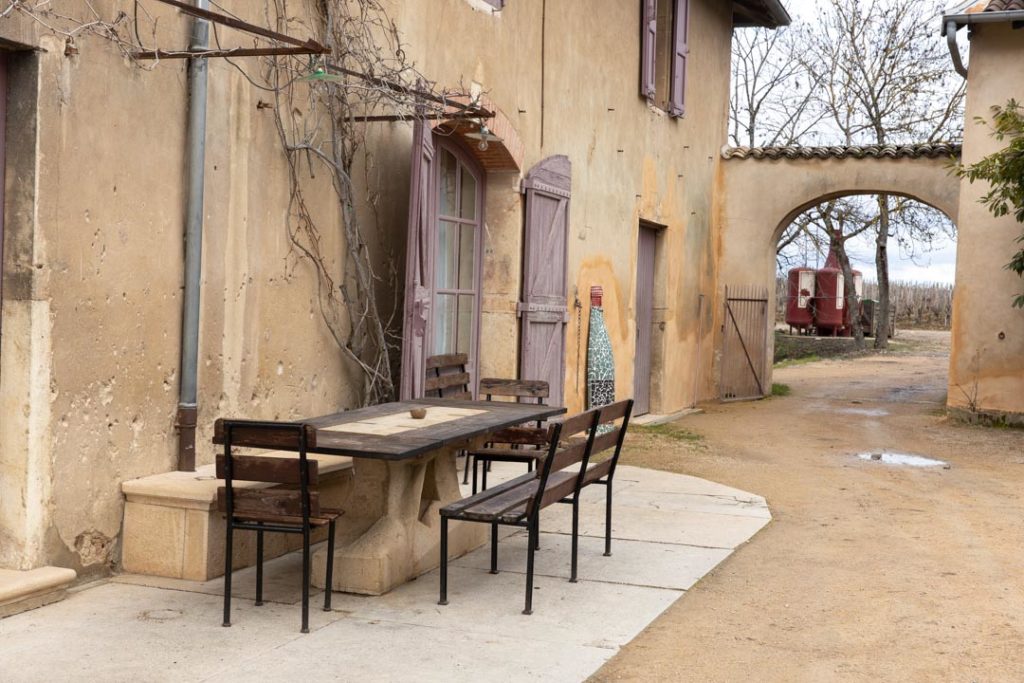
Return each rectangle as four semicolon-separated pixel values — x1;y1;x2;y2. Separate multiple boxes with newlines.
428;135;486;393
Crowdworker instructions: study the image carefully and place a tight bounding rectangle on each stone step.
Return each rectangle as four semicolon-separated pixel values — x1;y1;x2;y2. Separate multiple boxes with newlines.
0;566;78;618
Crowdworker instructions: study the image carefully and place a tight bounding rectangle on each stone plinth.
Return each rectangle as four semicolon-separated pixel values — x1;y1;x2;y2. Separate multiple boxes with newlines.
121;453;353;581
0;566;77;618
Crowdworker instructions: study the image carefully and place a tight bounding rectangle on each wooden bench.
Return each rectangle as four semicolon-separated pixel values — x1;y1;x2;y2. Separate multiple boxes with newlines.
438;408;600;615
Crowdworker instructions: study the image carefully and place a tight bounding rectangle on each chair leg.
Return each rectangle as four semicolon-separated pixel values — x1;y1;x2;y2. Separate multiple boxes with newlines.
524;519;537;615
438;517;449;606
490;523;499;574
301;525;310;634
472;457;479;495
323;519;336;612
222;521;234;627
604;480;613;557
482;461;488;492
255;525;264;606
570;498;579;583
462;450;470;485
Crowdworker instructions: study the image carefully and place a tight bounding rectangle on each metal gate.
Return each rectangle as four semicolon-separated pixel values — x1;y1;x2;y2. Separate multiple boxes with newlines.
720;285;769;402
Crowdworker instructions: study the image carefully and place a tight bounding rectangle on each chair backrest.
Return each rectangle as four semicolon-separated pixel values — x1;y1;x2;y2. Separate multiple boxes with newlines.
585;399;634;481
478;378;549;405
424;353;471;400
214;419;320;520
527;409;601;518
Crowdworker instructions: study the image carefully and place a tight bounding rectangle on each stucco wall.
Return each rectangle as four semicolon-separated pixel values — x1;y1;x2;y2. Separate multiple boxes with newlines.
387;0;732;414
949;22;1024;420
0;0;733;574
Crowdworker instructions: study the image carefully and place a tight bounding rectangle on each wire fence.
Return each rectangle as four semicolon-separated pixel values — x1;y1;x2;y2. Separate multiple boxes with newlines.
775;277;953;330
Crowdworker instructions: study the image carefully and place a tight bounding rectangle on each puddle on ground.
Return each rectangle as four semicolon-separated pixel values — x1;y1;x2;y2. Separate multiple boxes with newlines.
857;452;949;468
837;407;889;417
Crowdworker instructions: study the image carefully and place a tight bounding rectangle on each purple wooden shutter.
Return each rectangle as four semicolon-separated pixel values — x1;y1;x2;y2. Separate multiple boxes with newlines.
669;0;689;117
519;156;571;407
400;118;436;400
633;227;658;415
641;0;657;100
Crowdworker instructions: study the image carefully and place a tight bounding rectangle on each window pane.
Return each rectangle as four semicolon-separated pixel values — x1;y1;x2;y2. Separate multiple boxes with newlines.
460;169;477;219
458;224;476;289
439;150;457;217
433;294;455;354
436;221;459;289
457;294;474;354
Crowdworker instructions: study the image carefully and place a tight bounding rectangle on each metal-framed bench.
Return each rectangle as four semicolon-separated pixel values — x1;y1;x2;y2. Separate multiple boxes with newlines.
437;408;600;614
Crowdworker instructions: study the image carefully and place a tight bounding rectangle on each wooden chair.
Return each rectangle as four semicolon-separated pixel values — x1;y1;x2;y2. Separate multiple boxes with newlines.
215;419;343;634
424;353;471;399
438;408;600;614
466;378;550;492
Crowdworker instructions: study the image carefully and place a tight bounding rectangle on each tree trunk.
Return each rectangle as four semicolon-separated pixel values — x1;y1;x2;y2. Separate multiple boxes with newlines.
874;194;892;349
834;234;865;350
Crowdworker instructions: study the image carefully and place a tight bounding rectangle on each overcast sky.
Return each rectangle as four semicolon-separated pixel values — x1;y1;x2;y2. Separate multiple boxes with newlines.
769;0;960;285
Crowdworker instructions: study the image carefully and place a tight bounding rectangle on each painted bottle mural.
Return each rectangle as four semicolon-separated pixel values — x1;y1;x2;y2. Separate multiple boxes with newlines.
587;286;615;410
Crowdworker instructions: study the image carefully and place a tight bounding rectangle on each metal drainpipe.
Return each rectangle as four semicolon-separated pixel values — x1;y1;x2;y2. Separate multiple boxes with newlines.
176;0;210;471
946;20;969;79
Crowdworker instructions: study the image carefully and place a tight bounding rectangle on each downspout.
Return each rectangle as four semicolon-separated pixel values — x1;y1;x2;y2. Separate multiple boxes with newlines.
945;20;969;79
176;0;210;471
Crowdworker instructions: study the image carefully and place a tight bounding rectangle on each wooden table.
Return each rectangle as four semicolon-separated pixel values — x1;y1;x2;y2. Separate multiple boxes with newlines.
232;398;564;595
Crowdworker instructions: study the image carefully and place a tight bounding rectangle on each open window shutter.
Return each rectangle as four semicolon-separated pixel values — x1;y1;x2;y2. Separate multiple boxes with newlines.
641;0;657;100
400;118;435;400
519;156;571;407
669;0;689;117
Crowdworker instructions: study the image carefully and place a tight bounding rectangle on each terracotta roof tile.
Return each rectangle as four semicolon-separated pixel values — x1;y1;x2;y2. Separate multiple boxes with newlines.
721;142;962;161
986;0;1024;11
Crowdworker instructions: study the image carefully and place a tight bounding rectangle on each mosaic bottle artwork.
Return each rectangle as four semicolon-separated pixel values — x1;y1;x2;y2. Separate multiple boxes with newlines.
587;286;615;411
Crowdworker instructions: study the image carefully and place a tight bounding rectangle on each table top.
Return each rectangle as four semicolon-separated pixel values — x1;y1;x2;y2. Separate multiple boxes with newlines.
264;398;564;461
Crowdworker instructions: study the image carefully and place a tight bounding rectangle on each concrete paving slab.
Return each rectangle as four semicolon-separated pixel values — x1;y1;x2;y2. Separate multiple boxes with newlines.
218;617;612;683
453;530;733;591
324;564;682;649
0;583;349;682
540;502;771;549
0;465;772;681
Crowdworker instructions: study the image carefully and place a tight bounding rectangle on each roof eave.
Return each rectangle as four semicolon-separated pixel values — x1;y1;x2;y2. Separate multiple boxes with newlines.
941;9;1024;35
733;0;792;29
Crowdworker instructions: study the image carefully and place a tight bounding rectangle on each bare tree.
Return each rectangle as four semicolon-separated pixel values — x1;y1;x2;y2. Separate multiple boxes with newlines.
800;0;965;349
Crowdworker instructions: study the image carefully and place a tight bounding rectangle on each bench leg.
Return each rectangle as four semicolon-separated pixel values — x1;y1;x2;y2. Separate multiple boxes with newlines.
570;498;579;583
301;524;310;634
255;525;264;606
604;480;613;557
490;523;499;574
323;519;336;612
222;521;233;627
523;518;537;615
438;516;449;606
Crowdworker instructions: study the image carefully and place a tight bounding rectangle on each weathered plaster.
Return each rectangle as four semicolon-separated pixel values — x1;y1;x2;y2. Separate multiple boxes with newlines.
949;22;1024;418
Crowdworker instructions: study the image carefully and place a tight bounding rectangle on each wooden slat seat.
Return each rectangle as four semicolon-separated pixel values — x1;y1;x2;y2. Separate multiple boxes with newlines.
223;507;345;528
439;409;600;615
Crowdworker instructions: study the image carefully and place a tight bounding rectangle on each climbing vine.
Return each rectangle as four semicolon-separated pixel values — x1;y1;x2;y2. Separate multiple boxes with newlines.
2;0;480;404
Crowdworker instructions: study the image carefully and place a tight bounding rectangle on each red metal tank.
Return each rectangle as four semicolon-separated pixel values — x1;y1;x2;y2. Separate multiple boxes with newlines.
785;267;816;331
814;247;846;336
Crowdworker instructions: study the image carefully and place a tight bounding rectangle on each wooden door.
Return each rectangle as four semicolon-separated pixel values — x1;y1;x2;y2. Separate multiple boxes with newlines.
399;118;435;399
633;225;657;415
519;156;571;407
720;285;769;401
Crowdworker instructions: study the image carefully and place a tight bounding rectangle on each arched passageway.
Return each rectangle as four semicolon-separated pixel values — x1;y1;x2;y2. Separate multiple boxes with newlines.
712;143;961;398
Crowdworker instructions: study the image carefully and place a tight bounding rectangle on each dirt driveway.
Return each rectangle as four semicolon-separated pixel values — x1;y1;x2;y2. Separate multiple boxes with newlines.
592;331;1024;682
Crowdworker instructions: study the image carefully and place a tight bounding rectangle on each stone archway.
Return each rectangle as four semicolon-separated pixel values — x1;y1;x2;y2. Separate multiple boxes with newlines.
712;143;962;398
